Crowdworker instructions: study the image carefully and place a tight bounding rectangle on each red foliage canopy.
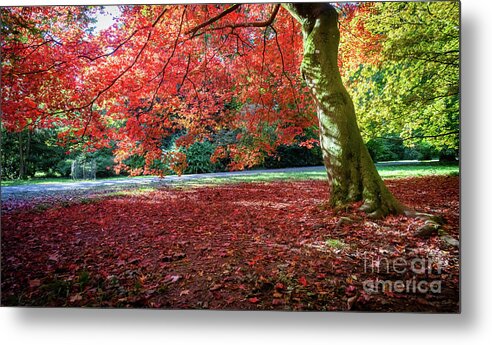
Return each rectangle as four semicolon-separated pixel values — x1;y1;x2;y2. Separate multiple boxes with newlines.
1;4;379;174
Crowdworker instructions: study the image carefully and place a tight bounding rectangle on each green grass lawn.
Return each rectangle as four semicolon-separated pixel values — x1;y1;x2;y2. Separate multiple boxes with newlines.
376;161;459;179
1;161;458;187
173;162;459;187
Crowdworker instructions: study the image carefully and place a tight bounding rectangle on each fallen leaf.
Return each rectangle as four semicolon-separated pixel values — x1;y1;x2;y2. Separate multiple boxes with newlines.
163;275;181;283
248;297;260;303
69;294;83;303
29;279;41;288
210;283;223;291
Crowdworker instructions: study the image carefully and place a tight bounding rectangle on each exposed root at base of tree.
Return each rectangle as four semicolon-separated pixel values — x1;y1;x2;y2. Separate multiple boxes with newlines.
403;209;459;247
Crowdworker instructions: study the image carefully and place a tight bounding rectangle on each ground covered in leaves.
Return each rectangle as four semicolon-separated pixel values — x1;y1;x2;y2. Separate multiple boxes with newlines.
1;175;459;311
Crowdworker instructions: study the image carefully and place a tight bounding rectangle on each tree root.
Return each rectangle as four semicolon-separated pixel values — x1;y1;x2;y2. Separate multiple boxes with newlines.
355;204;460;247
333;200;459;247
439;232;460;247
404;209;459;247
358;202;397;219
335;216;355;230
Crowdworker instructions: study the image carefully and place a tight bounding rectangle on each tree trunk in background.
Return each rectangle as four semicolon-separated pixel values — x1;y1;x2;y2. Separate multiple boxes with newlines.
17;130;32;180
18;131;26;180
284;3;404;217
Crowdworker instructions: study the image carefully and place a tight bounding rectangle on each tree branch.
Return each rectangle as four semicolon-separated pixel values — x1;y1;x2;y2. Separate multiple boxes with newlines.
186;4;242;36
377;131;459;142
143;6;187;115
271;26;301;116
78;8;167;62
14;61;66;76
187;4;280;37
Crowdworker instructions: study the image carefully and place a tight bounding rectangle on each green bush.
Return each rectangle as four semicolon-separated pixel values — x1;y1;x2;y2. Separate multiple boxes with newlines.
55;159;74;177
366;137;404;162
263;144;323;169
438;148;458;162
91;148;117;177
403;142;438;161
366;136;440;162
184;141;220;174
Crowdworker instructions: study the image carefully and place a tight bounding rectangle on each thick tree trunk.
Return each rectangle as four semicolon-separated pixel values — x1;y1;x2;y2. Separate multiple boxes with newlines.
284;3;404;217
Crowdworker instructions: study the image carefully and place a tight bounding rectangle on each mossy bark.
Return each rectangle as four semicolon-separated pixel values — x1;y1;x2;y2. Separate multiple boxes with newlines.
284;3;404;217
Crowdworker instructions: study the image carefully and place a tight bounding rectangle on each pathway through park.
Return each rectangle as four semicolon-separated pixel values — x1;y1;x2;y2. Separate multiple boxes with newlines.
1;166;327;201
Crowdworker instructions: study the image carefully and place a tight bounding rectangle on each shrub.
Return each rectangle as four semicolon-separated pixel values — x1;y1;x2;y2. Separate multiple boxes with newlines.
263;144;323;169
183;141;220;174
366;137;403;162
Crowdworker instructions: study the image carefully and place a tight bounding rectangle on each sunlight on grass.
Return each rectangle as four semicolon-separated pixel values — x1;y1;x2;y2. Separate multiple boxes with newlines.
376;163;459;179
168;163;458;187
107;187;157;197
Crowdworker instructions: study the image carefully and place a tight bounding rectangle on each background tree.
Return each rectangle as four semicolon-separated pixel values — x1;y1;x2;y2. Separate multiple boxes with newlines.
340;1;459;155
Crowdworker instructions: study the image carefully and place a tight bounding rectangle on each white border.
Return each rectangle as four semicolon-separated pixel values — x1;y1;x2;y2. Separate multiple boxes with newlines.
2;1;491;344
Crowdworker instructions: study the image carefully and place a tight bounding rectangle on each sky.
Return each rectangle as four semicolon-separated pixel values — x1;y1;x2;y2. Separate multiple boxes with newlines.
92;5;121;34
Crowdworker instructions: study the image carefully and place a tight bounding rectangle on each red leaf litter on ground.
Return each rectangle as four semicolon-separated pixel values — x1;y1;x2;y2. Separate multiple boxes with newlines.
1;176;459;311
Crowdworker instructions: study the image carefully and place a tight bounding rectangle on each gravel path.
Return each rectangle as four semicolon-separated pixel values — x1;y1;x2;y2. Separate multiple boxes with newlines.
1;166;326;202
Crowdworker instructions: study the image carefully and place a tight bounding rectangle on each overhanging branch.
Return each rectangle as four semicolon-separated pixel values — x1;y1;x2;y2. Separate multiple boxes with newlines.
186;4;242;36
375;131;459;142
186;4;280;37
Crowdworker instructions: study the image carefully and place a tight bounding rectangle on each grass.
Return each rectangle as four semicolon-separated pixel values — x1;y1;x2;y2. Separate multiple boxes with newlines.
376;162;459;179
171;171;327;188
169;161;459;187
106;187;157;197
1;161;458;188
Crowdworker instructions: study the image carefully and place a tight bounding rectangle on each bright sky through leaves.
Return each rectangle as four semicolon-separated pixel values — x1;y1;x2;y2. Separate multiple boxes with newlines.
91;5;120;34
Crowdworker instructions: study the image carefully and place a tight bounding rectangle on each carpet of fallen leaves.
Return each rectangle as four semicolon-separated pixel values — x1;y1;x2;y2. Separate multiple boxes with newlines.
1;175;459;311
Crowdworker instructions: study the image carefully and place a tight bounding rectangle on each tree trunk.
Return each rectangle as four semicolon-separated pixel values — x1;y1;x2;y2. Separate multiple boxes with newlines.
17;130;32;180
284;3;404;217
18;131;26;180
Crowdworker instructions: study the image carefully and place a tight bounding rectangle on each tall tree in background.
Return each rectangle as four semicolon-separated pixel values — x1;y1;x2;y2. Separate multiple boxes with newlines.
1;3;460;217
341;1;459;151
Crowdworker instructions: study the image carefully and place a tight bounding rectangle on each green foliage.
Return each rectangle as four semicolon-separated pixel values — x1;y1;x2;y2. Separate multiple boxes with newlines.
55;159;75;177
183;141;221;174
66;148;117;178
1;126;119;180
90;148;117;177
346;1;459;150
1;127;67;179
366;136;404;162
123;154;146;172
409;142;438;161
438;147;458;162
264;144;322;169
365;135;449;162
